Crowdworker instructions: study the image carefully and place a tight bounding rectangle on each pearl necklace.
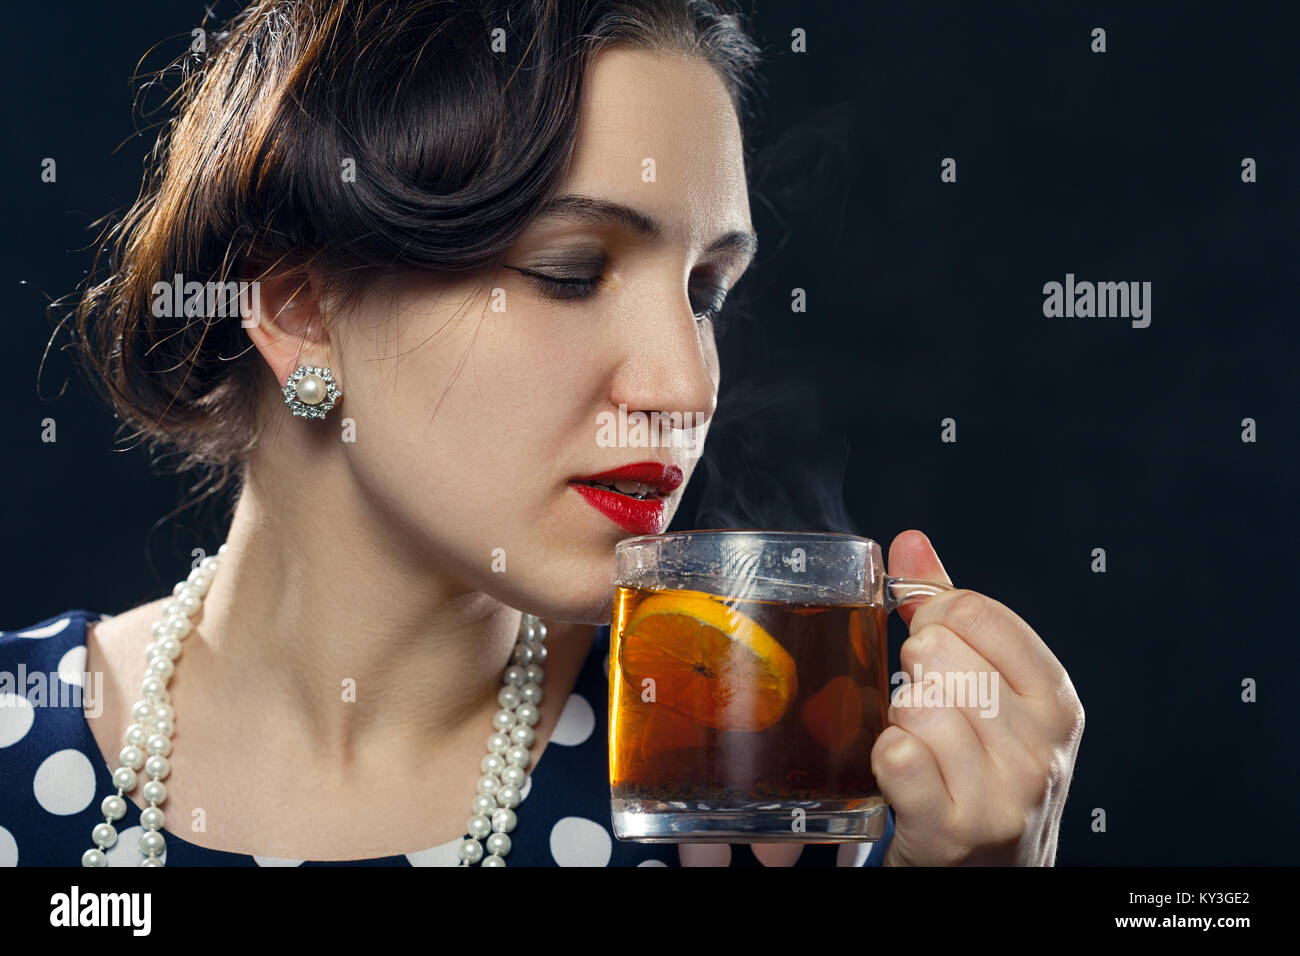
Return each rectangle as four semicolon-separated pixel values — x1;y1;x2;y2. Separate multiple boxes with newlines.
79;542;548;867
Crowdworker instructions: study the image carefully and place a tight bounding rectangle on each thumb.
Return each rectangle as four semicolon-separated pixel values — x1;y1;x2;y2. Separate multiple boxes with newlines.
886;530;953;629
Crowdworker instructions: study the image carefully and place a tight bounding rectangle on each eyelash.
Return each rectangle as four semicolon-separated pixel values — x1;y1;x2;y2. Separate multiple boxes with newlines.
515;268;731;334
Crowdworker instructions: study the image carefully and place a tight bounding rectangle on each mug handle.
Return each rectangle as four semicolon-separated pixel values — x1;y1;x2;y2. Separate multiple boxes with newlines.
883;576;952;612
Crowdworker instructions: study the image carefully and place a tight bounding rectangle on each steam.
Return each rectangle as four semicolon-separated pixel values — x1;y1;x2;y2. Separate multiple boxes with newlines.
691;377;858;534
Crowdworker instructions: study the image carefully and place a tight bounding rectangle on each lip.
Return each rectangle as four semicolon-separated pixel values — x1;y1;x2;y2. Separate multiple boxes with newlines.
568;461;684;535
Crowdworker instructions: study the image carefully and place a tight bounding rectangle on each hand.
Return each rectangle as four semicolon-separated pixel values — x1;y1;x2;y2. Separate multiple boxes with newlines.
872;530;1084;866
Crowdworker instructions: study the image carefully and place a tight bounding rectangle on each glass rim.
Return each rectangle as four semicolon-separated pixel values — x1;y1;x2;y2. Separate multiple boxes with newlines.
615;528;878;548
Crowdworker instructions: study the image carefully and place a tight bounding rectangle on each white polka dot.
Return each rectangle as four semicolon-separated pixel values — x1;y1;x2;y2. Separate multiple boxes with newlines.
751;843;805;867
549;816;612;866
0;693;36;748
253;856;304;867
57;646;88;687
14;618;71;639
836;842;872;867
105;826;165;866
405;836;464;867
32;749;97;815
0;825;17;866
678;843;731;866
549;693;595;746
636;858;668;866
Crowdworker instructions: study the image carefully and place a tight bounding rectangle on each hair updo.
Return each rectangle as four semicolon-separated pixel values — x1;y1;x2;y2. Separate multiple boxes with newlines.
60;0;763;509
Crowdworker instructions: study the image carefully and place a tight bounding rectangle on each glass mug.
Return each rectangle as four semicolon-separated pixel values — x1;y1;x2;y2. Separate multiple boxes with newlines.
608;529;952;843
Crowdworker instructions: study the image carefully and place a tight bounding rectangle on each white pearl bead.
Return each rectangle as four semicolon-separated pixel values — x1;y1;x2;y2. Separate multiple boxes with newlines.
525;664;544;684
505;746;531;768
101;795;127;820
140;807;164;830
148;657;174;680
176;592;200;617
139;830;165;855
144;641;158;660
151;620;171;640
161;600;180;618
520;682;543;706
141;856;164;867
140;677;165;697
81;848;107;867
118;745;143;770
142;780;167;804
145;755;170;779
467;814;491;839
158;637;182;660
480;754;505;775
485;832;511;856
111;767;137;791
500;766;526;789
171;581;188;597
166;616;193;640
125;724;147;747
218;543;228;555
146;734;171;756
495;785;522;809
509;724;535;748
295;372;327;405
491;808;517;833
153;717;174;737
504;666;526;687
491;709;517;731
497;686;521;709
512;644;534;665
187;567;212;595
92;823;117;848
153;702;175;723
475;774;501;796
131;700;154;723
532;643;548;663
472;794;495;815
515;703;540;727
481;854;506;866
457;839;484;863
487;733;510;754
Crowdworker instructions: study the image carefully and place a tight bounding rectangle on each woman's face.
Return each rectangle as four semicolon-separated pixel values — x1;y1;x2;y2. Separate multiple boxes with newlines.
334;47;756;624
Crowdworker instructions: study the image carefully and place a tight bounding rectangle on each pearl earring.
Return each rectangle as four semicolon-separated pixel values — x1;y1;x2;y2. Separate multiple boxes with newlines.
281;365;343;420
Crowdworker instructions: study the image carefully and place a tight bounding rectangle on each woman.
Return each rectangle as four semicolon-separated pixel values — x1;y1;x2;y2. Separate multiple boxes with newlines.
0;0;1083;867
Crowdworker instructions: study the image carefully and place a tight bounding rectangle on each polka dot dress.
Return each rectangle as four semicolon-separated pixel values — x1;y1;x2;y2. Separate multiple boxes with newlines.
0;610;893;867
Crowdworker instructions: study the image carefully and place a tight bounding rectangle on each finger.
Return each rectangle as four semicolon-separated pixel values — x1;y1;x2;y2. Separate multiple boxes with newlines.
749;844;806;866
871;722;953;823
907;588;1069;700
885;675;990;809
899;620;1029;755
887;530;953;629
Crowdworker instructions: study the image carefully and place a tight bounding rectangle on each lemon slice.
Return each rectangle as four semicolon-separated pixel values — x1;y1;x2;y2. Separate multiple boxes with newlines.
619;590;798;732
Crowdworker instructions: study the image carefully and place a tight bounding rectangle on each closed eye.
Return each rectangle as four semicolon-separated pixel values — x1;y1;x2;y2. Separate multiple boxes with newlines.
505;265;732;333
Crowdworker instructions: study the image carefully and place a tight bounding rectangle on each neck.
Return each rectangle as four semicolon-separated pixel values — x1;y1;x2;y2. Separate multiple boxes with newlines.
188;456;553;770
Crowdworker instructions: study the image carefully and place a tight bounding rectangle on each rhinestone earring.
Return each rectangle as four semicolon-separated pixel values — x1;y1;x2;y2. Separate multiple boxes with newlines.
282;365;342;420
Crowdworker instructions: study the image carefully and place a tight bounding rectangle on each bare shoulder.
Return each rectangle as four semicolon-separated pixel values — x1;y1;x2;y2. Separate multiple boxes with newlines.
85;598;172;693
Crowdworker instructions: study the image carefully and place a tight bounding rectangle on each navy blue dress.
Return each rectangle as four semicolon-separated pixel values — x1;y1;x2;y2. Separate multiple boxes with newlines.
0;609;893;867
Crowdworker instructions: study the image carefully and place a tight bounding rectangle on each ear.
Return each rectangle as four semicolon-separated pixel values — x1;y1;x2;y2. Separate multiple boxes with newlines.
242;270;337;388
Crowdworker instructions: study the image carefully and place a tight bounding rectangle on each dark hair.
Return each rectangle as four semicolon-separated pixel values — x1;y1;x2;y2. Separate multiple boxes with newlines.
57;0;763;512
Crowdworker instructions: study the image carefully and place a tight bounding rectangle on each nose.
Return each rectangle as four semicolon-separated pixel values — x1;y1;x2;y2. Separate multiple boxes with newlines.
607;287;719;436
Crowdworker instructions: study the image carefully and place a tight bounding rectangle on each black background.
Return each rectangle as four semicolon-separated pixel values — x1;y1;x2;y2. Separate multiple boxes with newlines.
2;1;1296;865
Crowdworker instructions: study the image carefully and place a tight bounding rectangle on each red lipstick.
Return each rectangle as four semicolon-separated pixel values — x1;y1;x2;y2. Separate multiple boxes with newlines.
568;462;684;535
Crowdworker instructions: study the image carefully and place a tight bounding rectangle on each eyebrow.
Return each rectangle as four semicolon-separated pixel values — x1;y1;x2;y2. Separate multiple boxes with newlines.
536;193;758;268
